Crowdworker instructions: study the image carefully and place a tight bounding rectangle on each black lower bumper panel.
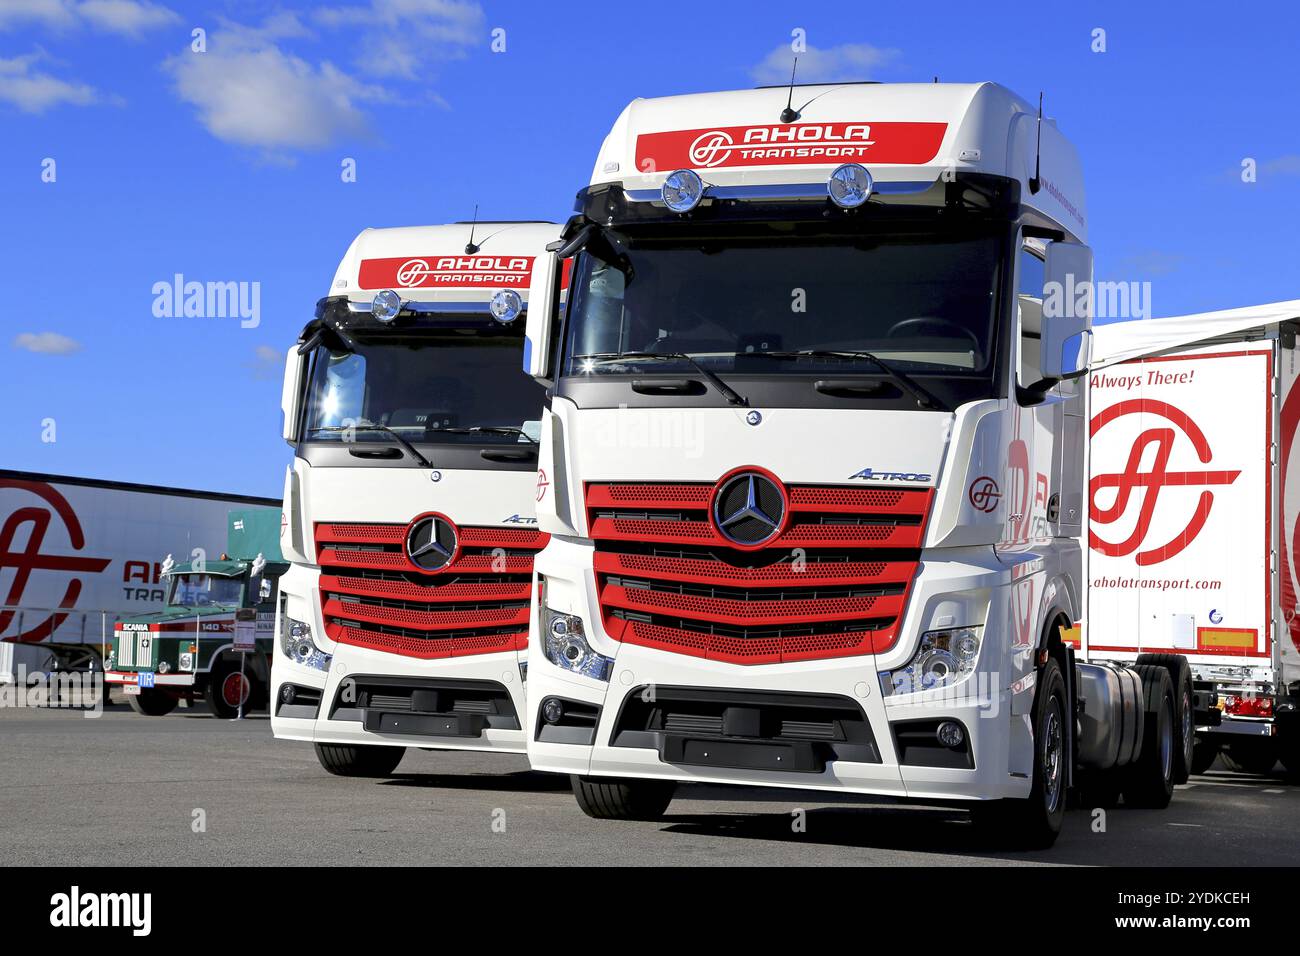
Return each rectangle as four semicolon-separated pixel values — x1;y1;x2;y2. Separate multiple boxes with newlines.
362;709;487;738
660;735;826;773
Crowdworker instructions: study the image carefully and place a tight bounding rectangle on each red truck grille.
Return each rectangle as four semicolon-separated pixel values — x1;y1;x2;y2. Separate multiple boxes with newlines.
585;480;932;665
315;522;547;659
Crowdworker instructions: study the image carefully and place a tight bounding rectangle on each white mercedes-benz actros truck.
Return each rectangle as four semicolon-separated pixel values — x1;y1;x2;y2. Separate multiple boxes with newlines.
520;82;1187;846
272;221;558;776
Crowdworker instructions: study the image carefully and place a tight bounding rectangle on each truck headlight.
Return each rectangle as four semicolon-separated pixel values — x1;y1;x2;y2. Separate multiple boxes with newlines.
542;608;613;682
281;616;331;671
882;626;983;696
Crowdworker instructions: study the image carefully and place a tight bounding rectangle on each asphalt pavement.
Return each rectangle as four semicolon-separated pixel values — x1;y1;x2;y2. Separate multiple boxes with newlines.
2;700;1295;866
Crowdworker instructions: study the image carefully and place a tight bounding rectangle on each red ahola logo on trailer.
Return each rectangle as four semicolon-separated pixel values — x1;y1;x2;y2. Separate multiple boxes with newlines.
0;480;111;642
1089;399;1240;566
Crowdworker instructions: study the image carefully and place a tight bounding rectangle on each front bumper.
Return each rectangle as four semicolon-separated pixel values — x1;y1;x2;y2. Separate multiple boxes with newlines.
271;568;529;755
526;537;1032;802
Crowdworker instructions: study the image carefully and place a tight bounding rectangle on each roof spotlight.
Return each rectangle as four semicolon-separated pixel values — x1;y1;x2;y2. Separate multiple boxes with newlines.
489;289;523;324
372;289;402;322
661;168;705;213
827;163;873;208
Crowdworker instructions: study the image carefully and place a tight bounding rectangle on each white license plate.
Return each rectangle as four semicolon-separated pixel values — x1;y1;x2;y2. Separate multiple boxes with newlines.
124;684;141;696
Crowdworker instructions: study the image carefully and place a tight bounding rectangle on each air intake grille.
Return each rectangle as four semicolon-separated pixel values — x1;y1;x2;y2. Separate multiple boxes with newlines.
585;481;932;665
314;522;547;659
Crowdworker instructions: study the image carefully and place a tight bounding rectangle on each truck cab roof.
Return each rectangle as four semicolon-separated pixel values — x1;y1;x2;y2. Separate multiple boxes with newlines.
328;221;561;308
590;81;1086;240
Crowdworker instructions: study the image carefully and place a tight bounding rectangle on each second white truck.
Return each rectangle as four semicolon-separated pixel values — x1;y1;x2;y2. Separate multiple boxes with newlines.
272;221;559;776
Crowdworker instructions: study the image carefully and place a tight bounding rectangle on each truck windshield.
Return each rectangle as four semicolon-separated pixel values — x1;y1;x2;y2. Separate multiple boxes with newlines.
168;575;242;607
562;232;1002;378
302;333;543;443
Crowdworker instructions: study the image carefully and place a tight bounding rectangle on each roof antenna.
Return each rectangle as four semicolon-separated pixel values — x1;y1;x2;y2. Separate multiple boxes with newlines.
464;204;480;254
779;57;800;123
1028;92;1043;195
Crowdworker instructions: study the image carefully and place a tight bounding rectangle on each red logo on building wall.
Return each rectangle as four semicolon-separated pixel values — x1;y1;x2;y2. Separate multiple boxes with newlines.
1089;399;1240;566
0;480;111;642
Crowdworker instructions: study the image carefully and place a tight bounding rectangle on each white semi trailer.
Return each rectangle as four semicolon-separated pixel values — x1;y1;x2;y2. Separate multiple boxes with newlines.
518;80;1191;847
1087;299;1300;775
0;470;278;694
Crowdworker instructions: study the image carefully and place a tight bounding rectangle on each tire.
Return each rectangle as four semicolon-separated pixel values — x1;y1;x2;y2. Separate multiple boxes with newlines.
1136;654;1194;784
571;775;676;820
1220;739;1278;776
314;743;405;777
1122;664;1176;808
969;657;1067;849
126;688;178;716
207;661;255;719
1190;738;1219;775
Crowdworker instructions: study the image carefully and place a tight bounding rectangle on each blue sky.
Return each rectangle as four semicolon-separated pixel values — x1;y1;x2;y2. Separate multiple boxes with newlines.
1;0;1296;498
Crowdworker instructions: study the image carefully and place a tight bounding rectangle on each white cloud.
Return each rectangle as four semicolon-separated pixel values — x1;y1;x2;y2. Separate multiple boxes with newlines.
0;0;179;36
0;0;78;31
0;50;102;113
314;0;484;79
1118;250;1184;277
13;331;83;355
164;23;392;155
1262;154;1300;177
76;0;179;37
751;42;903;87
165;6;480;156
248;344;282;380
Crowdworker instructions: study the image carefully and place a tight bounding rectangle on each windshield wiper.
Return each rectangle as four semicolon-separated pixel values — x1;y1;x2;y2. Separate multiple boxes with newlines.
740;350;940;409
423;425;539;445
578;352;749;407
310;423;435;468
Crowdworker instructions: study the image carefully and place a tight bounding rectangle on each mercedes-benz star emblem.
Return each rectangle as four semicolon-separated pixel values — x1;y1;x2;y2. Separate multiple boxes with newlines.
711;471;787;546
405;514;458;572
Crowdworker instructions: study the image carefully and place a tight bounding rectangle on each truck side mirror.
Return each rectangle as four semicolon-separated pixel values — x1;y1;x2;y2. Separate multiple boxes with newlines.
1041;240;1094;379
281;346;308;443
524;252;560;381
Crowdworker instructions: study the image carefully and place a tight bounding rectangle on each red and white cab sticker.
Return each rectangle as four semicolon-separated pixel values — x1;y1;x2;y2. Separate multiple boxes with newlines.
358;255;535;290
634;121;947;172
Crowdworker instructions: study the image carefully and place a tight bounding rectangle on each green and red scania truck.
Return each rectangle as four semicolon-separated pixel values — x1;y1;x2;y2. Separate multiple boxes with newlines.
104;509;287;717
